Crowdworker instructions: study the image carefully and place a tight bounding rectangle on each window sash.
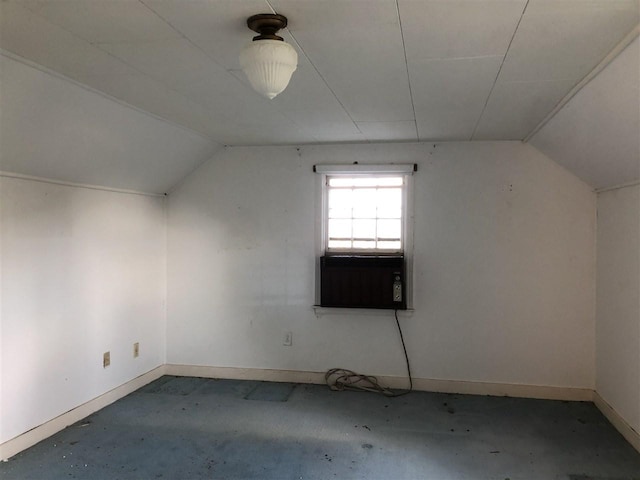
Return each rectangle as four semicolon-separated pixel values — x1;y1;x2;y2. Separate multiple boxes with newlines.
325;175;405;253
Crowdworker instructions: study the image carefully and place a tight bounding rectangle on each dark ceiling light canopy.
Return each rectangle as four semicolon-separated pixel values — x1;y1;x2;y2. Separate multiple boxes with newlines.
239;13;298;99
247;13;288;40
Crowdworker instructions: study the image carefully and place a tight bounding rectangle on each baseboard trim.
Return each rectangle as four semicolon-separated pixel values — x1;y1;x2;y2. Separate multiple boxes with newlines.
5;365;634;460
0;366;166;461
165;364;593;401
165;364;326;385
593;392;640;454
410;377;593;401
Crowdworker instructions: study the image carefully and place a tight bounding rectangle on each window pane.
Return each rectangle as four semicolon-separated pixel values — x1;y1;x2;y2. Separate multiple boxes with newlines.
377;240;401;250
328;219;351;239
328;189;352;209
328;240;352;249
325;175;405;252
352;177;380;187
328;176;403;187
375;177;403;186
352;189;377;218
353;219;376;239
352;177;403;187
353;240;376;249
328;177;354;187
328;207;352;219
376;188;402;218
377;219;401;240
377;207;401;219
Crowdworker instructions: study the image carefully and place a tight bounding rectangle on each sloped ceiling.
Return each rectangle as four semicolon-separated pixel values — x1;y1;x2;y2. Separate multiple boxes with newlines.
530;37;640;190
0;54;221;193
0;0;638;192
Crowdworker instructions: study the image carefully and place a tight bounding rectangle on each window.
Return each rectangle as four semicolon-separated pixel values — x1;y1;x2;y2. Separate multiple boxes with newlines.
314;164;416;310
326;175;404;253
315;163;415;256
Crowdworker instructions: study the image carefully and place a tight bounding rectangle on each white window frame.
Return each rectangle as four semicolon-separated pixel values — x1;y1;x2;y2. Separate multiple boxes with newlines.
314;164;416;308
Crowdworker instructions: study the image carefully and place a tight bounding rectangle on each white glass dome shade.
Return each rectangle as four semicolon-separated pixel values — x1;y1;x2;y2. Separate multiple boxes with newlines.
240;39;298;99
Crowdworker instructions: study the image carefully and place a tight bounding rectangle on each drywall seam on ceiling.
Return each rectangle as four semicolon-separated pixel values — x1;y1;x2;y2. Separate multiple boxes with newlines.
470;0;530;141
282;23;362;134
523;25;640;143
596;180;640;194
0;49;215;144
393;0;420;140
0;171;165;197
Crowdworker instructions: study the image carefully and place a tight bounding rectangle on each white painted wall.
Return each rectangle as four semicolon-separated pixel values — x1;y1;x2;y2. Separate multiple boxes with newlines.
167;141;596;389
596;184;640;433
0;177;166;444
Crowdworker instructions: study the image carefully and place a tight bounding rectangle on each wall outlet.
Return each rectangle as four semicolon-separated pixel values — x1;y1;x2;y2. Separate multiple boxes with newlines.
133;342;139;358
283;331;292;346
103;351;110;368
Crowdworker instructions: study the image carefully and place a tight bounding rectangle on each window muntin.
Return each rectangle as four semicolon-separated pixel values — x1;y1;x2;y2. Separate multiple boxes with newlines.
326;175;404;253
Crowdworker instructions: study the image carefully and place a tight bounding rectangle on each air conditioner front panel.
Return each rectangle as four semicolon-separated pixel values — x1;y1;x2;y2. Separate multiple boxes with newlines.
320;256;406;310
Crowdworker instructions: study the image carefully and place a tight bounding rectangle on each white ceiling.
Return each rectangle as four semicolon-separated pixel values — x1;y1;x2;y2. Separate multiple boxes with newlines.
530;37;640;191
0;0;638;191
0;53;220;193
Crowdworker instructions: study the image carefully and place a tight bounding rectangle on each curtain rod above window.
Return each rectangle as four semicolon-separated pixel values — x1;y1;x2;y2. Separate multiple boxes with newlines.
313;164;417;174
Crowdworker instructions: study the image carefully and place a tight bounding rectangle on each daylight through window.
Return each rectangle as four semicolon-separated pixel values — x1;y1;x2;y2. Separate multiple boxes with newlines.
326;175;404;253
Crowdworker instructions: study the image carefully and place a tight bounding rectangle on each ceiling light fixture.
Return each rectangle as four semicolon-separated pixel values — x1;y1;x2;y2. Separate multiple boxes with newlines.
239;13;298;99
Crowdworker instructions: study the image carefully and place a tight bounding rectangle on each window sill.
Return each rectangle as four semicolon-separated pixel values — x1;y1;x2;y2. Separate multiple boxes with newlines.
312;306;414;317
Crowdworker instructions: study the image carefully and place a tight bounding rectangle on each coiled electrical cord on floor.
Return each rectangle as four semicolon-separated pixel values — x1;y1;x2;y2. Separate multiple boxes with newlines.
326;310;413;397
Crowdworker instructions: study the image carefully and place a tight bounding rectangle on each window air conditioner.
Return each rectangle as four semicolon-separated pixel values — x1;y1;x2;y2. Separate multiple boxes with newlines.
320;255;406;310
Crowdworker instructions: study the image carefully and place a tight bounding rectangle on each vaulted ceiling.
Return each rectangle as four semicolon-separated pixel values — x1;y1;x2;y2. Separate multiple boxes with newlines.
1;0;638;192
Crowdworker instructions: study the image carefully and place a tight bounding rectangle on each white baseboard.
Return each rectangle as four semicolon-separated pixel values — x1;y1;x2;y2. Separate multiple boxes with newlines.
593;391;640;454
165;364;593;401
0;366;166;461
4;364;634;461
165;364;326;385
411;377;593;401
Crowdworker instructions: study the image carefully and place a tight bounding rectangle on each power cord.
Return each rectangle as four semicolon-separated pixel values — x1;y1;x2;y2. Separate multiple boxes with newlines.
394;308;413;394
326;309;413;397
